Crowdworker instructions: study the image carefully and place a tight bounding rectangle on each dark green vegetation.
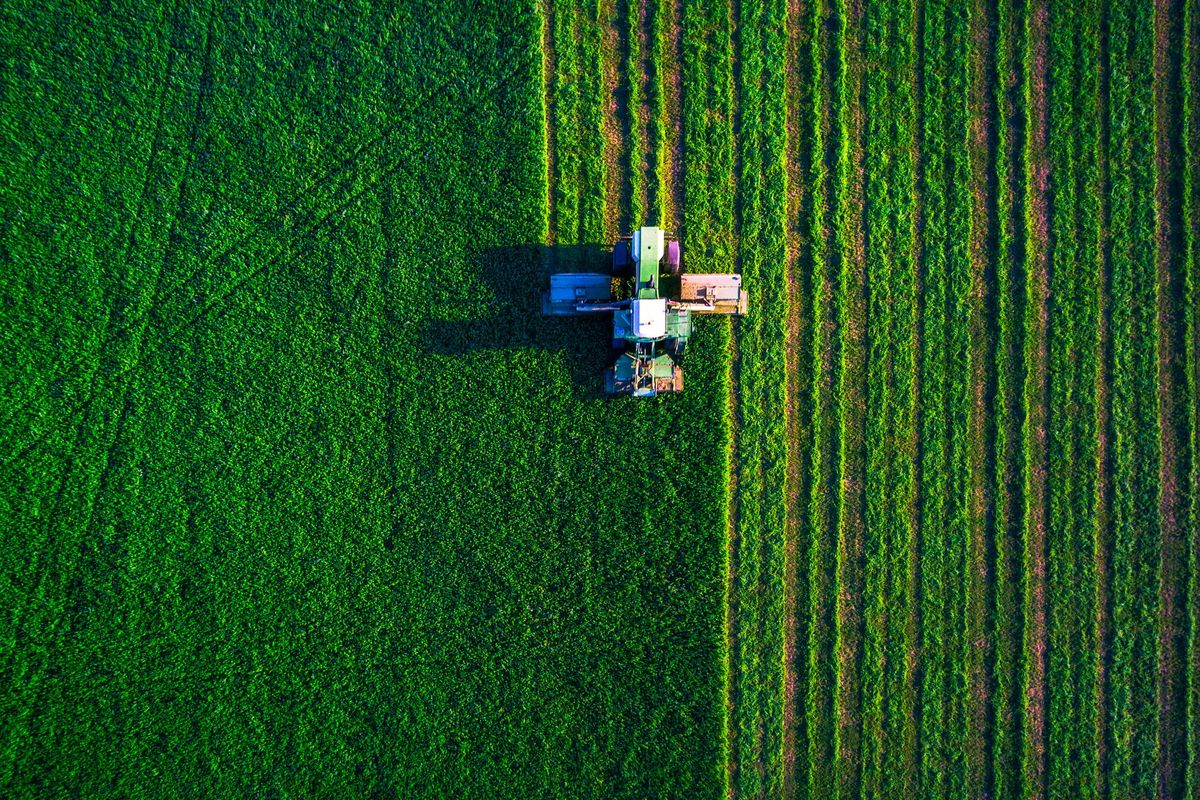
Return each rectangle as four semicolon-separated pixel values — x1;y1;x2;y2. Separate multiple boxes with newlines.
2;0;726;795
4;0;1199;797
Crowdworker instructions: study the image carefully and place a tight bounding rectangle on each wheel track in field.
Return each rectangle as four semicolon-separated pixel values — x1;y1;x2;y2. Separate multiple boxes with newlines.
1;4;198;756
1;0;186;451
2;1;507;439
80;0;215;534
2;3;527;469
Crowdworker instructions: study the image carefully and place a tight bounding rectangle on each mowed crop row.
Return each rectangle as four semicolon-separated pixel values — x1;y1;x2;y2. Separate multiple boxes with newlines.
556;0;1197;796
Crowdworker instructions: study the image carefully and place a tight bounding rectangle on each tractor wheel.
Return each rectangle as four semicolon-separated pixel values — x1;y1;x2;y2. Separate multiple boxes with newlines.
612;241;632;277
664;239;681;275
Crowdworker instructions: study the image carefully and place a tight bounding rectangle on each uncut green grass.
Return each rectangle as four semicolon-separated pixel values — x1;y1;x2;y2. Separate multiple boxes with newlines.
0;1;727;796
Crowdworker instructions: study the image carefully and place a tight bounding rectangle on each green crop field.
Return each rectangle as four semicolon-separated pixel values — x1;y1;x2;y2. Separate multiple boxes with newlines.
1;0;1197;797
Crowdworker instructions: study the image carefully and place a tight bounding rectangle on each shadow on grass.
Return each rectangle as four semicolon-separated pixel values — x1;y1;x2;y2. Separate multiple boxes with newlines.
418;244;616;400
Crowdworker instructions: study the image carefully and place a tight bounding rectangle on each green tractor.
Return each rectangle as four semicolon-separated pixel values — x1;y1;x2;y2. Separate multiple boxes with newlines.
542;226;746;397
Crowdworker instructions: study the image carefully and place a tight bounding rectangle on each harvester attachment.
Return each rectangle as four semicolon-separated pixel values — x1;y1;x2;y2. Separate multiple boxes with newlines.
677;273;747;315
542;273;615;315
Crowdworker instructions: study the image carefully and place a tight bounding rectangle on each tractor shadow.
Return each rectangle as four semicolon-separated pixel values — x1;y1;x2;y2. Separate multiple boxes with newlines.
417;244;616;400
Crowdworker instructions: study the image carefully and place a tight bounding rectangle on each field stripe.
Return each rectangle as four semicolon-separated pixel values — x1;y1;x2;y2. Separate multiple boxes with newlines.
1152;0;1192;796
582;0;607;243
680;0;739;793
944;4;972;795
600;0;627;235
734;0;767;790
880;4;923;796
1071;2;1105;794
631;0;652;225
1046;6;1079;798
990;0;1028;793
1187;1;1200;794
731;0;791;790
657;0;684;232
759;1;789;795
551;0;580;244
832;0;867;793
1020;0;1051;793
858;1;896;795
916;0;951;793
803;0;841;794
966;0;999;792
780;0;813;793
1108;0;1163;792
1092;0;1116;792
541;0;557;244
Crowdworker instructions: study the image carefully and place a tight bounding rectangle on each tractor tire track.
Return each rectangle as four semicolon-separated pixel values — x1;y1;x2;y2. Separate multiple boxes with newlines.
2;101;485;472
80;0;215;554
1;2;179;420
1;1;186;440
2;5;502;469
1;2;505;454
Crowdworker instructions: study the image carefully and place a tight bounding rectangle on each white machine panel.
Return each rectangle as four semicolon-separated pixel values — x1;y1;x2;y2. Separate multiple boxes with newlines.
631;298;667;338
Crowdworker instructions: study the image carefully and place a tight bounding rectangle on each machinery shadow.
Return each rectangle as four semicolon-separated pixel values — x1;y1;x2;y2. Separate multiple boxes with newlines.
417;244;615;400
